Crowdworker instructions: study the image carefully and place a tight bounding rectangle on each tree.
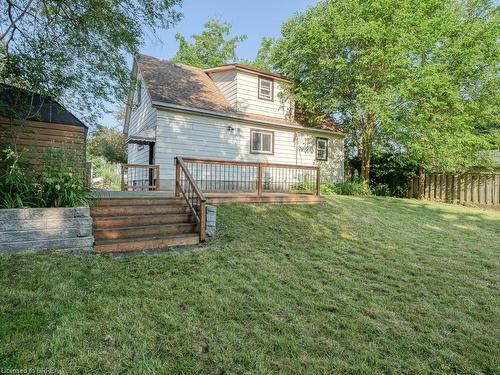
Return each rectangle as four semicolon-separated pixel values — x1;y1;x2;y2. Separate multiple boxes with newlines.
172;19;247;68
272;0;499;187
87;125;127;164
0;0;182;124
241;37;275;71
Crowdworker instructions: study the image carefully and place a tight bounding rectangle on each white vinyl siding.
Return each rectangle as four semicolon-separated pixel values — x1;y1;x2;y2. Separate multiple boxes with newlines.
208;70;238;108
210;70;293;120
234;71;292;119
155;109;344;190
126;72;156;165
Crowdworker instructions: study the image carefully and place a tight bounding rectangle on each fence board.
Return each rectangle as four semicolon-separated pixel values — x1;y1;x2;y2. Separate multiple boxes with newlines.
408;172;500;206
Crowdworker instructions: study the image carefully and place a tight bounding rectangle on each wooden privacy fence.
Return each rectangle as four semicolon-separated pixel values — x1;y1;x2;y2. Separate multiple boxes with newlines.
121;164;160;191
408;172;500;206
180;157;321;196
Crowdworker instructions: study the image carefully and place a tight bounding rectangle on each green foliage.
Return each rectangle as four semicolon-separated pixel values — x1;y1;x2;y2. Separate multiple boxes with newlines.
0;147;89;208
172;20;247;68
0;148;40;208
38;148;90;207
88;155;121;191
272;0;499;181
87;125;127;164
241;37;275;71
349;151;419;197
0;0;182;124
326;181;372;196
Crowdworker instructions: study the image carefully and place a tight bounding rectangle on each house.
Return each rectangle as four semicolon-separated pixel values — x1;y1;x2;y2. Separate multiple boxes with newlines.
0;85;88;166
123;54;345;191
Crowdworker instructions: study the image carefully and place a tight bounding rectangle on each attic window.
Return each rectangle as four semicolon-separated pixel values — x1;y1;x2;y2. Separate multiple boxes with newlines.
258;77;273;101
137;80;142;105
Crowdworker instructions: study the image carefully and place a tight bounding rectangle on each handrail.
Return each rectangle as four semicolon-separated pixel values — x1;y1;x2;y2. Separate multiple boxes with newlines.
175;157;207;242
182;157;319;171
182;157;321;196
121;164;160;191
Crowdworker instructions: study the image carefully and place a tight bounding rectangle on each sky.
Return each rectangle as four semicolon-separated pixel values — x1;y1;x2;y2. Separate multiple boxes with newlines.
102;0;318;127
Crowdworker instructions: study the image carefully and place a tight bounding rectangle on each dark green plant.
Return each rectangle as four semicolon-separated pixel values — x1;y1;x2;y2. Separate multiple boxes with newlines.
331;181;372;196
0;146;89;208
38;148;90;207
0;148;41;208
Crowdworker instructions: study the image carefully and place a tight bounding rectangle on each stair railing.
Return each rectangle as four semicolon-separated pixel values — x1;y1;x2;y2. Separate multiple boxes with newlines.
175;157;207;242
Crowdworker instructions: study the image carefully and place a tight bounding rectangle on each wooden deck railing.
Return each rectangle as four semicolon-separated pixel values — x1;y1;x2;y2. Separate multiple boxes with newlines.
181;157;321;196
121;164;160;191
175;157;207;242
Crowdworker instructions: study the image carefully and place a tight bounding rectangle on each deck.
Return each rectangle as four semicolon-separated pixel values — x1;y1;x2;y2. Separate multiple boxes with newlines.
90;190;324;204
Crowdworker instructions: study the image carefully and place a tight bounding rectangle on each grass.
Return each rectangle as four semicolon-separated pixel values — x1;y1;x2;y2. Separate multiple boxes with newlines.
0;196;499;374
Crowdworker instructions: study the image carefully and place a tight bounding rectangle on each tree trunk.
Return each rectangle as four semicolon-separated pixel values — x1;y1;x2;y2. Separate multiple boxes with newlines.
418;166;425;199
360;118;375;187
361;149;371;187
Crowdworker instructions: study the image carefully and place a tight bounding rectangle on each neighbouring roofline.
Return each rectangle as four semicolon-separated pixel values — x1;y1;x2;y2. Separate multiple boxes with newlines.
151;100;345;137
204;64;292;82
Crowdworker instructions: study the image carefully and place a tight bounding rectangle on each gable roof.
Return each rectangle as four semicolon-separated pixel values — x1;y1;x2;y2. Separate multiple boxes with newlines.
129;54;343;135
0;84;87;128
136;54;233;113
204;64;291;82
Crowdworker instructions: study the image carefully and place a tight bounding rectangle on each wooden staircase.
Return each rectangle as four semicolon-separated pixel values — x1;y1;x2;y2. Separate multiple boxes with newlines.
91;197;200;253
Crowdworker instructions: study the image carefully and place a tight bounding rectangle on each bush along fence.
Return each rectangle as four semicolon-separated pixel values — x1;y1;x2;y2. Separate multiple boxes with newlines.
408;172;500;206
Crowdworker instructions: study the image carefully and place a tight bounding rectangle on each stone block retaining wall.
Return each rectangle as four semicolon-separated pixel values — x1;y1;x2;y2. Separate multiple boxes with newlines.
0;207;93;253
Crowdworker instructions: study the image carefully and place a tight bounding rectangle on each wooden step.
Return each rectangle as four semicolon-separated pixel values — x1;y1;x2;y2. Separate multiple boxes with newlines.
94;233;199;253
90;205;191;217
92;197;186;207
93;214;193;229
94;222;197;241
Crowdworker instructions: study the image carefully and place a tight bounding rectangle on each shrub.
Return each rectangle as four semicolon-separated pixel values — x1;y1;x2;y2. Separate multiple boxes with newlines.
332;181;372;196
0;149;41;208
0;147;90;208
38;148;90;207
371;183;391;196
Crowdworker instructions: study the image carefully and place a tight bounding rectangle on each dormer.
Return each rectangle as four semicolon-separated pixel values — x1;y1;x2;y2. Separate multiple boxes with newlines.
205;64;294;121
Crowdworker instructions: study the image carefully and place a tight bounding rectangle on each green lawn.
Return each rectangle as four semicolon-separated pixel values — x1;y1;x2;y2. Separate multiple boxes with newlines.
1;196;499;374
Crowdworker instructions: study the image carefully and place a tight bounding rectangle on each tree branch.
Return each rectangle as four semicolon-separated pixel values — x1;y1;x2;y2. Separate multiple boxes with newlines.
1;0;35;43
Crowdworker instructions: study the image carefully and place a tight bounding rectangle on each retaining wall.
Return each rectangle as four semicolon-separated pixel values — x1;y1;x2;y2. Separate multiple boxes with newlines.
0;207;93;253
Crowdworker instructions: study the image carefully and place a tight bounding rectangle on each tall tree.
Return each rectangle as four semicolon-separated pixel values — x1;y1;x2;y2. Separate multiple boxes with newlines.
0;0;182;124
272;0;499;187
172;19;247;68
87;125;127;164
241;37;275;71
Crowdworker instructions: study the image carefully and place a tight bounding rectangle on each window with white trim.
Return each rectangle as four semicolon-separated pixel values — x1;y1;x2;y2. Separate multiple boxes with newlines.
250;130;273;154
316;138;328;160
258;77;273;101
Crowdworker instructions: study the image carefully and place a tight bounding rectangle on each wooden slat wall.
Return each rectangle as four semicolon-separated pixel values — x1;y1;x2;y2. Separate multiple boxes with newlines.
0;118;86;164
408;172;500;206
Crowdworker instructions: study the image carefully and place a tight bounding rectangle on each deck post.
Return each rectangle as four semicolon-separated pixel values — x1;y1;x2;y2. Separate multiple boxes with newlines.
120;164;125;191
175;158;180;197
316;167;321;196
156;165;160;191
257;163;263;197
199;200;206;242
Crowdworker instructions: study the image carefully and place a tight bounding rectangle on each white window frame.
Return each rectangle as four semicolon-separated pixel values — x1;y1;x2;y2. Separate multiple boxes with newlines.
316;138;328;161
258;76;274;101
250;129;274;155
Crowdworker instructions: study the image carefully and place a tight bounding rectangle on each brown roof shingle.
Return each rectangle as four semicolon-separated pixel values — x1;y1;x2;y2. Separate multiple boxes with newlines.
137;54;233;113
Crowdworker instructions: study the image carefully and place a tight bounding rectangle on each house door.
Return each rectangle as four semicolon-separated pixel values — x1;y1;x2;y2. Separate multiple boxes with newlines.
148;143;155;190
